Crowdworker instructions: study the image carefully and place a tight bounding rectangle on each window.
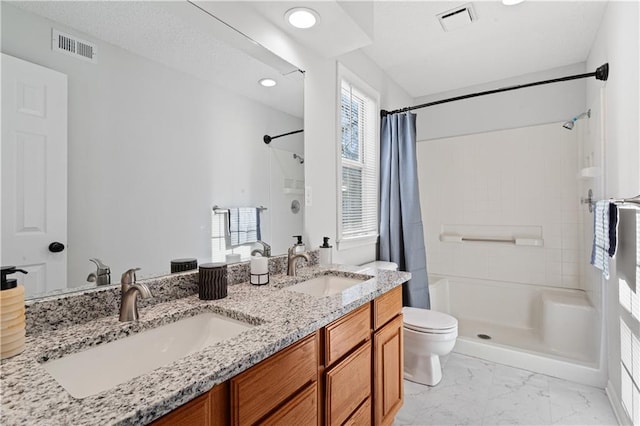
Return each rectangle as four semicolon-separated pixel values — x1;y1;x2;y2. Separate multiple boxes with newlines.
337;66;379;249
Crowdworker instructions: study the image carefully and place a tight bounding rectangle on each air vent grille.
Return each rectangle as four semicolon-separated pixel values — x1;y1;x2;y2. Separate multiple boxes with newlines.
52;29;97;63
437;3;477;32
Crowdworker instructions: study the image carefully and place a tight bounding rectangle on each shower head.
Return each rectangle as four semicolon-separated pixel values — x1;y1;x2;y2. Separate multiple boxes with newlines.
293;153;304;164
562;109;591;130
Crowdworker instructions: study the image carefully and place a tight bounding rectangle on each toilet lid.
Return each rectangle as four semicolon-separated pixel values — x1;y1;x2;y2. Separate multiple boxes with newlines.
402;307;458;333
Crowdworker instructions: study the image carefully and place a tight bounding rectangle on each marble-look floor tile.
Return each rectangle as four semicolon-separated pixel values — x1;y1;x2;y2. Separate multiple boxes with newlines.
394;353;617;426
548;376;618;425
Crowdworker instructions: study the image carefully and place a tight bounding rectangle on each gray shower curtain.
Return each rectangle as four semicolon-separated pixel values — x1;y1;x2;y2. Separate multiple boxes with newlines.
379;112;430;308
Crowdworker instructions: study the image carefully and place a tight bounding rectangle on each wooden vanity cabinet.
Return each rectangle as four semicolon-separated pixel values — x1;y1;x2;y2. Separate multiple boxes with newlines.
151;381;229;426
372;286;404;426
322;303;372;425
231;331;319;426
150;285;404;426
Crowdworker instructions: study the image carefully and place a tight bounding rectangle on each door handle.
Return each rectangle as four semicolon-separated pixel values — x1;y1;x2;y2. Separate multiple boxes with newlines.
48;242;65;253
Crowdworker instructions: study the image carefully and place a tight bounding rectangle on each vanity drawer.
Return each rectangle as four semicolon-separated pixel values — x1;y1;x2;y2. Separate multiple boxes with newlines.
152;392;210;426
344;397;371;426
325;303;371;366
373;285;402;330
325;341;371;426
261;382;317;426
231;332;318;425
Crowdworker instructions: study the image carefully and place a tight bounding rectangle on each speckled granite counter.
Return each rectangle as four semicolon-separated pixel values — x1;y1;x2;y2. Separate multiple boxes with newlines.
0;265;410;425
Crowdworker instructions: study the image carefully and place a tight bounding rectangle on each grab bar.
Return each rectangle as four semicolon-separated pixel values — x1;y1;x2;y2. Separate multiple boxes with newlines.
440;234;543;246
461;237;515;243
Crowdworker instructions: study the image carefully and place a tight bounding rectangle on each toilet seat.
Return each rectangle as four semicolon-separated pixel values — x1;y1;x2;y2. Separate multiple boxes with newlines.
402;307;458;334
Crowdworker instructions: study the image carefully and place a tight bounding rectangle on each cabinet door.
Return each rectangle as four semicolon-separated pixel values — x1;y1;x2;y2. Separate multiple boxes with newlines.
343;397;371;426
373;314;403;426
325;342;371;426
152;392;211;426
151;382;229;426
231;332;318;425
261;383;317;426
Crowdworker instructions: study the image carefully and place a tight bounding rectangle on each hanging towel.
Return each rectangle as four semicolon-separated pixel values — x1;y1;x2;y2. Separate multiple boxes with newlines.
229;208;261;246
591;200;611;278
616;207;638;292
608;202;619;257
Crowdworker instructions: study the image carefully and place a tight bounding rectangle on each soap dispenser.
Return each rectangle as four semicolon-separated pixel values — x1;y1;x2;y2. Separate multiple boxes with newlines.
292;235;305;253
1;266;28;359
319;237;332;266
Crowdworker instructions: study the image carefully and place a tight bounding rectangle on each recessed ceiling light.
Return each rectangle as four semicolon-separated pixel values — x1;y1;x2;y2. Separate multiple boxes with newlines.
259;78;277;87
285;7;319;29
502;0;525;5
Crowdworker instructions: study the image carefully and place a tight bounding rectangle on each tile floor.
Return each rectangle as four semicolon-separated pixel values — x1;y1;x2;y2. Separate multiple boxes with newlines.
394;353;618;425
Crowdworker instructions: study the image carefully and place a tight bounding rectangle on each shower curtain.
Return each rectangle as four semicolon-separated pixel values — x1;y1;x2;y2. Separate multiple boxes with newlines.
379;112;430;308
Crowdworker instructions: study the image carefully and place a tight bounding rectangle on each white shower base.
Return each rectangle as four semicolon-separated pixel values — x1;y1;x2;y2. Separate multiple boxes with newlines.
429;275;606;387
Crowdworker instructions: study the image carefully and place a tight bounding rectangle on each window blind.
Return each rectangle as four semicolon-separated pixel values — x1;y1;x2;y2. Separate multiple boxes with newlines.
339;79;378;241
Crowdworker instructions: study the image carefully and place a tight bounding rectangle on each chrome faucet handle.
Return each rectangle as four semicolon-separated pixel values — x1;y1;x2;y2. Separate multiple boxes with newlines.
256;240;271;257
88;258;111;285
89;258;110;274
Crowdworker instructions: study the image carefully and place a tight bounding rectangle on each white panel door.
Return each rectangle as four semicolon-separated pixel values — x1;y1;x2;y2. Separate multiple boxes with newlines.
1;54;68;297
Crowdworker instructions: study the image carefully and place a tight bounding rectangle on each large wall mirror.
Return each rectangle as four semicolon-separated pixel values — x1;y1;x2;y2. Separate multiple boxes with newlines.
1;1;304;299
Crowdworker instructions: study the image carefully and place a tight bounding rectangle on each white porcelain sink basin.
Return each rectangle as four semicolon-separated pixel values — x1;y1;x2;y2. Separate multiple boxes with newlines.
42;313;254;398
286;275;366;297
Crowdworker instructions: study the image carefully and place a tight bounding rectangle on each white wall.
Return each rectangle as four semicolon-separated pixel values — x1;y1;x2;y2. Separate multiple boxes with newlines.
418;123;581;290
1;4;302;286
205;4;413;266
585;1;640;424
414;63;587;141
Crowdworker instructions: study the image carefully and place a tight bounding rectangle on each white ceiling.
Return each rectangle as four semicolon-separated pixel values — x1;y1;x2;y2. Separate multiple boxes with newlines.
243;0;607;99
11;1;609;109
361;1;609;97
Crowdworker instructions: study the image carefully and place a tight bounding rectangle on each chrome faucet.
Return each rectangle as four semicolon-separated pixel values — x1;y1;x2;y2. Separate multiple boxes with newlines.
119;268;152;322
251;240;271;257
87;258;111;286
287;246;310;276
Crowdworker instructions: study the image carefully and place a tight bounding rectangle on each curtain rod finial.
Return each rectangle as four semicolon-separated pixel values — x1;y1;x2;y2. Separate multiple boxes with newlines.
595;63;609;81
263;135;272;144
380;109;389;118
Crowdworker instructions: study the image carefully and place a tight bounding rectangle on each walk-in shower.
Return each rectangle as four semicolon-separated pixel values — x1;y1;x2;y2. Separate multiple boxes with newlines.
417;115;607;388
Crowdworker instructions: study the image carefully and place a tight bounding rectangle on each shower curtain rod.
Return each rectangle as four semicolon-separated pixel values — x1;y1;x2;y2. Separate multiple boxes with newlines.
380;63;609;117
263;129;304;144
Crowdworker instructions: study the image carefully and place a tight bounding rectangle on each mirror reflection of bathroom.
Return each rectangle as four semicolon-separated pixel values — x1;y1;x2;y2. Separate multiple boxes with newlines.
0;1;303;298
268;134;305;255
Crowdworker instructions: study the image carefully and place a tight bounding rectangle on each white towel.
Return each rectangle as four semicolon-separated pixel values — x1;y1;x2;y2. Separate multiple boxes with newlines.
591;200;610;278
616;207;638;292
229;208;261;246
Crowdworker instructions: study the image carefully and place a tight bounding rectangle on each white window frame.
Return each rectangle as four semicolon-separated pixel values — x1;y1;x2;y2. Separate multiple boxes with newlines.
336;64;380;250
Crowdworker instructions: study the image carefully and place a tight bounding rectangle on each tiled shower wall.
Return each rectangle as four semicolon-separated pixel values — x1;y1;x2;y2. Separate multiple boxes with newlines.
417;122;582;290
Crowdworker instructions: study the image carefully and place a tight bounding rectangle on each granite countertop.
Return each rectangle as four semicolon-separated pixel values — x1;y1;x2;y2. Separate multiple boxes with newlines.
0;265;410;425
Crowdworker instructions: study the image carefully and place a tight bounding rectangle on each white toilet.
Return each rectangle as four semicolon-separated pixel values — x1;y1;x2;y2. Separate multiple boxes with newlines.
358;261;458;387
402;307;457;386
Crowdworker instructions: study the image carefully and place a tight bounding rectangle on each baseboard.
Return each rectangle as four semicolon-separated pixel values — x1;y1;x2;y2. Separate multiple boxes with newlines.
606;380;632;426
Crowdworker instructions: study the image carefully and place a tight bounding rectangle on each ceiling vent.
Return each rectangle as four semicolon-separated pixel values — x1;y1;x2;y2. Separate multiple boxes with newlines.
437;3;477;32
52;29;97;63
